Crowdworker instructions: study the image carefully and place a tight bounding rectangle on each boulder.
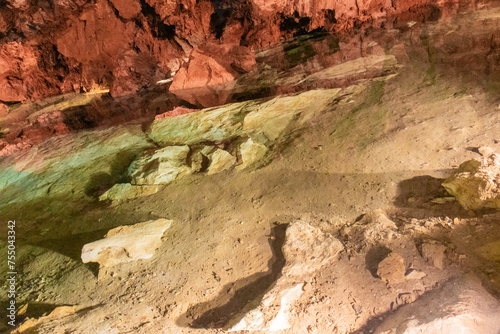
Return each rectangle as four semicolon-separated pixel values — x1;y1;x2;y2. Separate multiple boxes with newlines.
442;154;500;210
99;183;161;201
374;277;500;334
207;149;237;175
228;221;344;331
81;219;172;267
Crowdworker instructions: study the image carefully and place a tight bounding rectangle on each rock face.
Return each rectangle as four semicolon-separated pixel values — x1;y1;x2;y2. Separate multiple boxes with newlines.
442;153;500;210
99;184;161;202
169;43;256;91
0;0;457;102
374;277;500;334
228;221;344;331
81;219;172;267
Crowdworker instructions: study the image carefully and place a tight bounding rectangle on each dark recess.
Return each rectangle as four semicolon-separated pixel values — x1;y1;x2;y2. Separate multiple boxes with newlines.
139;0;176;40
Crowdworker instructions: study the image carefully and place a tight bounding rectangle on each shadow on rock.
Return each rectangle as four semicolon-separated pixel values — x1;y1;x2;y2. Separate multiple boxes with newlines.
176;223;288;329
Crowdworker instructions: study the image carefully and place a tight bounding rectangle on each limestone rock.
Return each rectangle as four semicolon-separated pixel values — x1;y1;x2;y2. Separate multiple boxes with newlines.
228;221;343;331
374;277;500;334
476;241;500;262
81;219;172;267
130;145;192;185
442;154;500;210
377;252;406;284
98;184;160;201
237;138;268;170
207;149;236;175
421;243;446;270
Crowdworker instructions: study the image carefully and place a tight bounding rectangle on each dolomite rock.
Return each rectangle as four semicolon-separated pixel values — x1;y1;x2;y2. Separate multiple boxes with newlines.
237;138;268;170
81;219;172;267
130;145;192;185
99;183;161;201
228;221;344;331
374;277;500;334
207;149;237;175
442;154;500;210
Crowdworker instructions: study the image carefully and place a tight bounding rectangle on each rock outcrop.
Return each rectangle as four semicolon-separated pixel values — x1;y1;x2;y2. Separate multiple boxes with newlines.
0;0;457;102
442;153;500;210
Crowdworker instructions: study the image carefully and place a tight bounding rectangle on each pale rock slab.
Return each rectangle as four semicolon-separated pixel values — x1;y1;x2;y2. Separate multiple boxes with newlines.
374;276;500;334
228;221;344;331
421;243;447;270
207;149;237;175
442;153;500;210
98;183;160;201
130;145;192;185
81;219;172;267
237;138;268;170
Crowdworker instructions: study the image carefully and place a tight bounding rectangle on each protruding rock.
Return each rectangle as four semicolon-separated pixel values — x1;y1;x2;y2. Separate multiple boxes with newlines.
81;219;172;267
99;184;161;201
0;103;8;117
169;43;256;91
207;149;236;175
237;138;268;170
228;221;343;331
442;154;500;210
130;146;192;185
421;243;446;270
374;277;500;334
108;0;141;20
377;252;406;284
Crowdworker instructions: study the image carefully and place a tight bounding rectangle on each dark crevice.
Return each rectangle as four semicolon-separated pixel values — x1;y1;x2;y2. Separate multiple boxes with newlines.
176;223;288;329
139;0;176;40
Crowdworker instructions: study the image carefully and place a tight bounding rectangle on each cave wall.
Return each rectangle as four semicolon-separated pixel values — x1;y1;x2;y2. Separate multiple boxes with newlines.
0;0;457;102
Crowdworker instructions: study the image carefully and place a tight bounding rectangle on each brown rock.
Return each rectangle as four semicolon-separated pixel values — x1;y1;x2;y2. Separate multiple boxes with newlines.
109;50;158;97
154;106;200;119
421;243;447;269
109;0;141;20
169;43;256;91
377;252;406;284
0;103;8;117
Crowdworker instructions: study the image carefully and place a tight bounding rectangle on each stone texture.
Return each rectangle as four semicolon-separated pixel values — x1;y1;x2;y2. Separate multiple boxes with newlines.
109;0;141;20
236;138;268;170
442;154;500;210
130;146;192;185
421;243;447;270
81;219;172;267
343;209;399;245
207;149;236;175
99;183;161;201
374;277;500;334
228;221;344;331
377;252;406;284
169;43;256;91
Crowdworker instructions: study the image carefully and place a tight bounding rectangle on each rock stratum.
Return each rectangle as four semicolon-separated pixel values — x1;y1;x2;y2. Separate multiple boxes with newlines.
1;0;453;102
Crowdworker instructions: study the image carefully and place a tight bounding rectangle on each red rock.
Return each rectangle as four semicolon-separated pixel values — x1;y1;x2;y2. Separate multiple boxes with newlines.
109;51;159;98
109;0;141;20
0;103;8;116
169;43;256;91
154;106;200;119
